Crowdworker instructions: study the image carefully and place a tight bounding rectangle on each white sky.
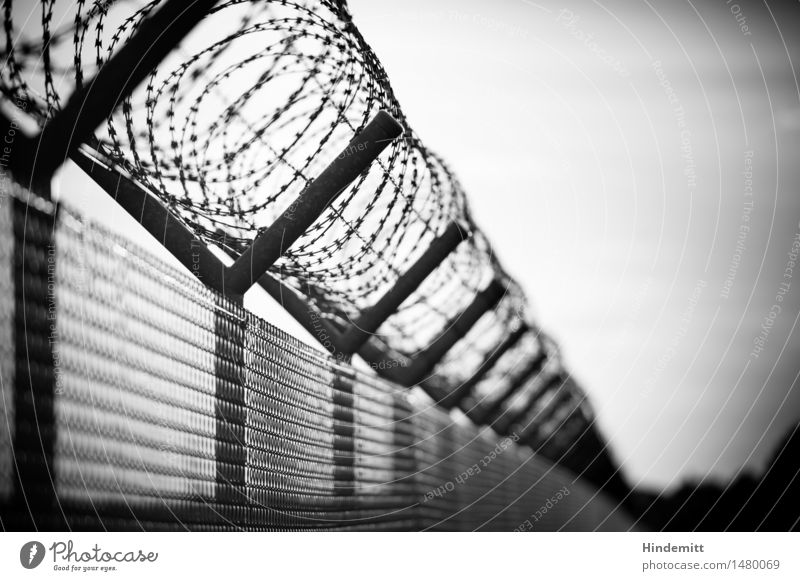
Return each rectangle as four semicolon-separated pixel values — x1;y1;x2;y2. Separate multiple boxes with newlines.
346;0;800;490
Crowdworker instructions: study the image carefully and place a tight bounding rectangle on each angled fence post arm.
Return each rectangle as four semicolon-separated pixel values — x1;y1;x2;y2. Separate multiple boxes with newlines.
438;324;528;410
503;372;566;433
471;350;549;425
33;0;220;179
71;147;228;290
403;279;507;388
338;220;471;356
223;110;403;296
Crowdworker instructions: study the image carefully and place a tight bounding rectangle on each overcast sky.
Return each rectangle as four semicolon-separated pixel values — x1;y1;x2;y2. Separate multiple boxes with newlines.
345;0;800;490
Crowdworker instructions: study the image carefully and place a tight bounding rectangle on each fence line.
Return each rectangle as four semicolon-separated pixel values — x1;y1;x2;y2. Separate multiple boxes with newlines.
0;186;634;530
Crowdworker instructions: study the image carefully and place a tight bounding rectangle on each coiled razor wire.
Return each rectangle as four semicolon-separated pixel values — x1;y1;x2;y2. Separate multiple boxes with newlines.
1;0;555;393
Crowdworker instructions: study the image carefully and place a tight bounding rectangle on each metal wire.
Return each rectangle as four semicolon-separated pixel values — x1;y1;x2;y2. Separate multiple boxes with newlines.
0;193;633;530
0;0;539;379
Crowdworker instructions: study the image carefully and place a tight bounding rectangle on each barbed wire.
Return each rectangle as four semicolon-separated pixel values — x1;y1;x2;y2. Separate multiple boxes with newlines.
1;0;563;398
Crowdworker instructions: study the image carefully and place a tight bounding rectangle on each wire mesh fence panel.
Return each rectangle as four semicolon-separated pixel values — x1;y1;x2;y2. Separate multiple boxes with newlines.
0;188;634;531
